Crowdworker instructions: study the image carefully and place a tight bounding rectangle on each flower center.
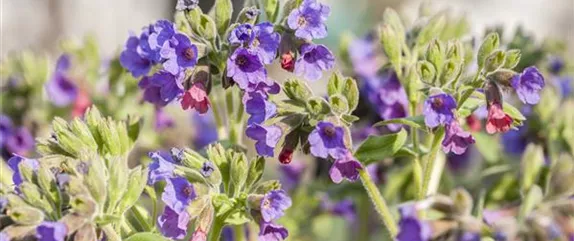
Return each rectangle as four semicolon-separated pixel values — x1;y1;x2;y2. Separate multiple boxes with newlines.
262;199;271;209
184;48;195;60
323;126;336;137
297;16;307;27
432;97;443;108
252;38;260;48
236;55;248;66
183;186;193;197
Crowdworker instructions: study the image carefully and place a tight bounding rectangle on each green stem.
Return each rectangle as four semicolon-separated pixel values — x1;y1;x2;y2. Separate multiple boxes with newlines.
419;128;445;199
234;225;245;241
208;219;225;241
130;206;153;231
359;170;397;238
358;195;371;241
210;92;228;139
102;225;122;241
410;102;424;199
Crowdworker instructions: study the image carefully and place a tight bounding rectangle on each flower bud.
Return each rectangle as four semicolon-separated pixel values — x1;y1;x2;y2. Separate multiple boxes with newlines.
19;182;54;214
485;50;506;72
59;213;89;234
69;118;98;150
7;206;44;225
306;97;331;117
343;77;359;112
503;49;521;69
278;148;294;164
487;69;516;87
106;157;128;211
37;165;61;207
230;153;248;195
245;157;265;189
426;39;445;73
417;60;436;84
70;194;98;218
329;95;349;115
0;225;36;240
446;40;464;63
281;52;295;72
237;6;260;24
380;24;401;73
117;165;148;212
187;196;210;220
477;32;500;68
283;79;313;103
450;188;473;216
196;202;214;234
441;60;461;84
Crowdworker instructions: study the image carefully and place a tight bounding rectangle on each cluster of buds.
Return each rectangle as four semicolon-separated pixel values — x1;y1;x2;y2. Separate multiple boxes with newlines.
0;106;146;241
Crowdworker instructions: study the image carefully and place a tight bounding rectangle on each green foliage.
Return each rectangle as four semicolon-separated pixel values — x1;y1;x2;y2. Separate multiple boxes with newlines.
354;129;408;165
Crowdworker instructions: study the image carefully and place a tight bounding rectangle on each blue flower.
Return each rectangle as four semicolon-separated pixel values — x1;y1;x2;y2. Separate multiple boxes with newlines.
148;151;178;185
245;92;277;125
160;33;198;75
363;72;409;132
423;93;457;128
36;222;67;241
511;66;545;105
192;112;218;149
154;108;175;131
287;0;330;40
7;155;38;187
228;24;255;45
0;115;13;146
308;121;346;159
260;189;292;222
246;124;282;157
46;54;78;107
294;43;335;81
5;127;34;155
162;177;196;213
157;206;190;239
396;205;431;241
329;150;362;183
226;48;268;90
138;71;184;107
442;121;475;155
120;35;153;77
259;222;289;241
252;22;281;64
279;162;305;191
349;36;380;78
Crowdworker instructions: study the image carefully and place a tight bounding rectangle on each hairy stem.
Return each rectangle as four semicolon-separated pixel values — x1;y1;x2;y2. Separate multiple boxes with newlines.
420;128;445;199
359;169;397;238
102;225;122;241
208;219;225;241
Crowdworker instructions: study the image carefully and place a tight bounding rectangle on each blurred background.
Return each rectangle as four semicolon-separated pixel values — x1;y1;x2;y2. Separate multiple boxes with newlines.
2;0;573;57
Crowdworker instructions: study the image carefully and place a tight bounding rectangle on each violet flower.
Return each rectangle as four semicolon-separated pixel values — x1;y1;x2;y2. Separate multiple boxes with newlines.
157;206;190;239
423;93;457;128
7;155;38;187
252;22;281;64
160;33;198;75
294;43;335;81
261;189;292;222
287;0;330;40
46;54;78;107
245;92;277;125
259;222;289;241
511;66;545;105
36;222;67;241
308;121;346;159
154;108;175;131
329;150;363;183
279;162;305;191
228;24;254;46
139;71;184;106
226;48;268;90
349;36;380;78
120;36;152;77
5;127;34;155
0;115;13;146
363;72;409;131
147;151;178;185
442;121;475;155
246;124;282;157
192;112;218;149
161;177;196;213
396;205;431;241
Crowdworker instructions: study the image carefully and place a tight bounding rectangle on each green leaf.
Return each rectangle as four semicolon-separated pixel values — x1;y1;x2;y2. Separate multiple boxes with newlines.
263;0;280;22
329;94;349;115
124;233;170;241
199;14;217;40
520;144;544;193
518;185;543;221
354;129;408;165
214;0;233;36
416;15;446;47
341;114;360;124
380;24;402;75
477;32;500;68
473;132;500;163
373;116;427;131
224;210;251;225
327;72;345;97
343;77;359;112
503;49;521;69
503;102;526;121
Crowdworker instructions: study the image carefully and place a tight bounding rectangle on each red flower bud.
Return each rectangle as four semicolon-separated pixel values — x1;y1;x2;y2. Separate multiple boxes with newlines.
281;52;295;72
279;148;294;164
465;115;481;132
181;82;210;114
486;103;513;134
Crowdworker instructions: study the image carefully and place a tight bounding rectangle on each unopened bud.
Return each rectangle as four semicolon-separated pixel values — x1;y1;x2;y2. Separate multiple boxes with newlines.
7;206;44;225
281;52;295;72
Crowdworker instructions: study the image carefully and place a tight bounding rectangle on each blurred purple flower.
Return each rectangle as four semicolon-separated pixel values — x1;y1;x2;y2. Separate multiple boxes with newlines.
294;43;335;81
548;56;564;74
259;222;289;241
511;66;545;105
556;76;572;98
5;127;34;155
363;72;408;131
308;121;346;159
157;206;190;239
501;124;528;155
322;198;356;222
396;205;431;241
7;155;38;187
227;48;268;90
423;93;457;128
442;121;475;155
0;232;7;241
349;36;380;78
160;33;198;75
162;177;196;213
148;151;178;185
287;0;330;40
0;115;13;146
46;54;78;107
279;162;305;191
176;0;198;11
154;108;175;131
446;149;473;172
261;189;292;222
192;112;218;149
36;222;67;241
246;124;282;157
329;150;362;183
200;161;215;177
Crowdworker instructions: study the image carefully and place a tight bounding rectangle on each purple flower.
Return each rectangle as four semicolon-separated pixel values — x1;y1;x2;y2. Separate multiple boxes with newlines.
294;43;335;81
252;22;281;64
322;198;356;222
147;20;177;57
245;81;281;97
7;155;38;187
279;162;305;191
446;149;474;172
176;0;199;11
228;24;254;45
261;189;292;222
226;48;268;90
245;92;277;125
120;35;153;77
423;93;457;128
160;33;198;75
0;115;13;146
501;124;528;155
139;71;184;106
442;121;475;155
157;206;190;239
511;66;545;105
548;56;564;74
349;36;380;78
46;54;78;107
363;72;409;131
162;177;196;213
397;205;431;241
5;127;34;155
246;124;282;157
36;222;67;241
460;232;481;241
154;108;175;131
287;0;330;40
329;150;363;183
308;121;346;159
200;161;215;177
556;76;572;98
147;151;178;185
259;222;289;241
192;112;218;149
